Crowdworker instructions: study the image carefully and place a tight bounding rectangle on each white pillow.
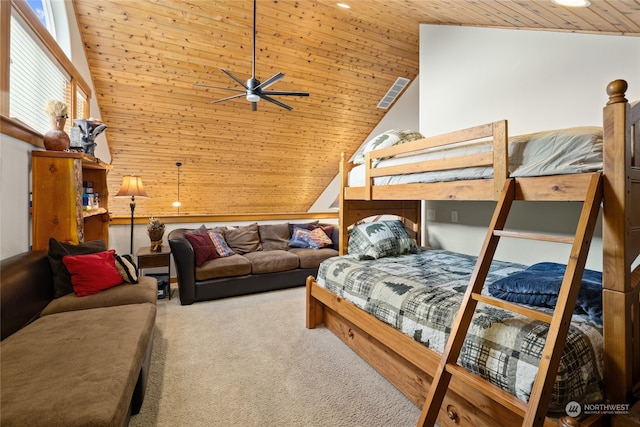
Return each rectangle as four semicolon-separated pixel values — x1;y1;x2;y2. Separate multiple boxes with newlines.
353;130;424;165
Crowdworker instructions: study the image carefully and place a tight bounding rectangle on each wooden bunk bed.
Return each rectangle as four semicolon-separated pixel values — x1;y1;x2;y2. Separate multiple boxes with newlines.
305;79;639;427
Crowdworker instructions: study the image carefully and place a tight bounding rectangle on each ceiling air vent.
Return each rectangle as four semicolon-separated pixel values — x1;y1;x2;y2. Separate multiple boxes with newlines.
377;77;410;109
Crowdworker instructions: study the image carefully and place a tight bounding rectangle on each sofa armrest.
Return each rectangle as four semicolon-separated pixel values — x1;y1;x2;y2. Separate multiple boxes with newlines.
168;229;197;305
1;251;54;340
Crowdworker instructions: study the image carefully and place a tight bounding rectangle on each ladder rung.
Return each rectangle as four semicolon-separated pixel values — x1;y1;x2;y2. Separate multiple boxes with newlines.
493;230;575;244
472;293;553;324
445;363;528;416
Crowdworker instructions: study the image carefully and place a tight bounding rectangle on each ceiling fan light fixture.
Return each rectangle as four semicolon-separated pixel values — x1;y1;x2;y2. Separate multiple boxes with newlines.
551;0;590;7
246;93;260;102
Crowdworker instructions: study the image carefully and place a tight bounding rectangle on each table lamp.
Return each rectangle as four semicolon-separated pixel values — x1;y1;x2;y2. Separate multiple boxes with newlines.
115;175;148;254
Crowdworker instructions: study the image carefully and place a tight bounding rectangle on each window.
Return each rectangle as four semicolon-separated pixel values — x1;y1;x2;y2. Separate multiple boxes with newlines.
25;0;53;33
1;0;91;143
76;87;88;120
10;12;69;134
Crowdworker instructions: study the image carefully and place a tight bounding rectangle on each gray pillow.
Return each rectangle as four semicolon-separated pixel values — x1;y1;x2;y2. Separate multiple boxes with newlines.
347;220;419;260
259;223;291;251
48;238;107;298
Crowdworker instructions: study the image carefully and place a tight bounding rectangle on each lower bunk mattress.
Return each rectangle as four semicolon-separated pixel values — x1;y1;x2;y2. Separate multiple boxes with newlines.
316;249;604;413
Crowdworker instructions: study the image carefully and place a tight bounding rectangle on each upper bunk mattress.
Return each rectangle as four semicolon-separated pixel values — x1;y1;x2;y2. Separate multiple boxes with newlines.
316;249;604;413
348;127;603;186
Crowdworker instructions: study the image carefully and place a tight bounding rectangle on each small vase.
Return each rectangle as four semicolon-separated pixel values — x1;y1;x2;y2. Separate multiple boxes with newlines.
43;116;70;151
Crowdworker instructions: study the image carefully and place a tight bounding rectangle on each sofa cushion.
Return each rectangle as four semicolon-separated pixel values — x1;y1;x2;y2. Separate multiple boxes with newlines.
48;238;107;298
224;223;262;254
184;231;219;265
243;250;299;274
0;303;156;427
289;247;339;269
195;254;252;281
40;276;158;316
62;250;124;297
258;223;291;251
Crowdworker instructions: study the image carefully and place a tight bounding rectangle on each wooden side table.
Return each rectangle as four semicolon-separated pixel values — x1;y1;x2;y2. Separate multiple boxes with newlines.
137;246;172;300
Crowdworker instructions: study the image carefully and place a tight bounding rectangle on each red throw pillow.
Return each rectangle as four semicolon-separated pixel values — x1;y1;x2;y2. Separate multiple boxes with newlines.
185;231;219;265
62;250;123;297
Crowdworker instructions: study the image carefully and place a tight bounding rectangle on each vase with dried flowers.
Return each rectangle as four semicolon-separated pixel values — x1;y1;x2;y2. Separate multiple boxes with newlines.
148;217;165;252
43;99;70;151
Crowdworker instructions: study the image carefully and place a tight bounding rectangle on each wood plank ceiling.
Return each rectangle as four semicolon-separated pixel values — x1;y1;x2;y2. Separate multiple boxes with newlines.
72;0;640;217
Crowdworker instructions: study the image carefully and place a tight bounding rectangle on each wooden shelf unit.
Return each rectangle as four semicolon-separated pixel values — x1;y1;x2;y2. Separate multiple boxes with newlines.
31;151;111;250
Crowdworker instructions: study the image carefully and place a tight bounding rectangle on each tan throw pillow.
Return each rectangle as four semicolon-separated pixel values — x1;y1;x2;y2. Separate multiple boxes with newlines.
224;223;262;254
308;227;333;248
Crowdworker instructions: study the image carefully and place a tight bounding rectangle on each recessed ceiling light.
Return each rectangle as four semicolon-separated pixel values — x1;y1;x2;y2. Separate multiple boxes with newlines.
337;3;351;9
551;0;591;7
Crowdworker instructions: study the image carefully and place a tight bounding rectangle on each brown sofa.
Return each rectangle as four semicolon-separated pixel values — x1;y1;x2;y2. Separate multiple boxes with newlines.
169;222;339;305
0;250;157;427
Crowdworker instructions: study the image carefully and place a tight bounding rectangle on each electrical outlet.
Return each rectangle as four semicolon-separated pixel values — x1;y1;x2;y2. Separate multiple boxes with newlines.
451;211;458;223
427;209;436;221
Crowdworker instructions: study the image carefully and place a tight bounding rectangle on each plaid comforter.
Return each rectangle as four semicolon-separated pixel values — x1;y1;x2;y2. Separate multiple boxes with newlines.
316;249;604;411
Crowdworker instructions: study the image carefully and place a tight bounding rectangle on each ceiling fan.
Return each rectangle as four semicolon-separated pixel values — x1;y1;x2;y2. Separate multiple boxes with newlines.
194;0;309;111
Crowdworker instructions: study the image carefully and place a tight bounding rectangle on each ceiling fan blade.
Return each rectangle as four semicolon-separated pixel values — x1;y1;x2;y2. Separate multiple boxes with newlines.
260;94;293;111
210;93;245;104
256;72;285;90
220;68;248;89
251;102;257;112
194;83;245;93
261;90;310;97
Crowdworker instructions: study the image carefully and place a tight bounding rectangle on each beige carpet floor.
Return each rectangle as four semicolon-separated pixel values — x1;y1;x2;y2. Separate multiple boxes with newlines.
129;286;422;427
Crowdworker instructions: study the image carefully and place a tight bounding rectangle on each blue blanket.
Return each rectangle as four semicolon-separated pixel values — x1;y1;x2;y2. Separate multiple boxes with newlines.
488;262;602;325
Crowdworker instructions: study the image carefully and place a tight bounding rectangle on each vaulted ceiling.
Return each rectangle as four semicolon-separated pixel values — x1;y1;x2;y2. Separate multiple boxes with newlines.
72;0;640;217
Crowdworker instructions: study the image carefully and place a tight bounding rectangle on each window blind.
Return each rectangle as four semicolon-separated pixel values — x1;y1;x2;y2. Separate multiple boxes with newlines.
9;13;69;135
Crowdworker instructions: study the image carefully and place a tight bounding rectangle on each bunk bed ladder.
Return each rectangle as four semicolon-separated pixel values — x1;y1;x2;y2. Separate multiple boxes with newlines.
418;174;603;427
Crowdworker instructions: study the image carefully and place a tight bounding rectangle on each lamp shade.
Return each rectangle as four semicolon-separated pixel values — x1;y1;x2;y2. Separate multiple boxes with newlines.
115;175;149;198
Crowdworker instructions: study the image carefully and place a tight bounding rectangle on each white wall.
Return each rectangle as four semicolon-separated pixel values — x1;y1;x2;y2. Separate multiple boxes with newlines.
420;25;640;270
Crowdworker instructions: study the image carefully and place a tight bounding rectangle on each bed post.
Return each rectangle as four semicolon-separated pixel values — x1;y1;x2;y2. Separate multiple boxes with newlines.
306;276;323;328
339;153;349;256
602;79;640;407
492;120;508;200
